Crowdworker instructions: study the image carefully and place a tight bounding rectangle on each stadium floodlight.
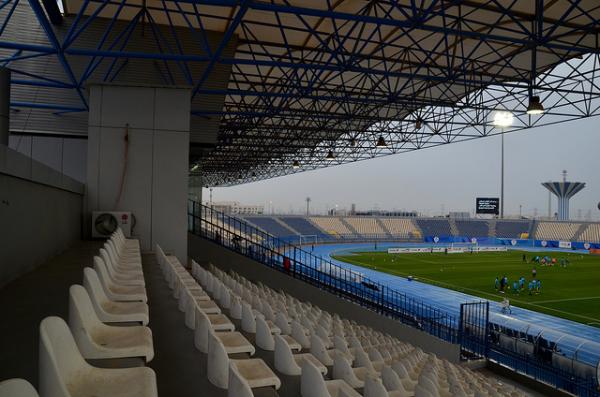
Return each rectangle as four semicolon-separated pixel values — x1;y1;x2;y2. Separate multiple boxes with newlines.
493;111;514;128
326;149;335;160
292;160;300;169
376;135;387;147
191;164;200;172
526;95;544;115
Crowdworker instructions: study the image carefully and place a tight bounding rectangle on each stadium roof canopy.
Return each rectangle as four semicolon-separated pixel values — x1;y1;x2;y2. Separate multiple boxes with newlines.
2;0;600;186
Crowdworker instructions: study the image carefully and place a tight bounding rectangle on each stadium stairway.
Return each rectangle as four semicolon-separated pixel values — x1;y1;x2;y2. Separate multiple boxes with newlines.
573;223;589;242
449;219;459;236
339;218;359;237
273;218;298;237
375;218;394;238
488;219;497;238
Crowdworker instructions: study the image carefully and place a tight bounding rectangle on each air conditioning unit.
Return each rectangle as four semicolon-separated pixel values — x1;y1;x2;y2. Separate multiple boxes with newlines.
92;211;132;238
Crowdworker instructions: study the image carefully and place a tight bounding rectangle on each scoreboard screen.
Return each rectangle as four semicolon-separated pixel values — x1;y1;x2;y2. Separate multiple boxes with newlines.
476;198;500;215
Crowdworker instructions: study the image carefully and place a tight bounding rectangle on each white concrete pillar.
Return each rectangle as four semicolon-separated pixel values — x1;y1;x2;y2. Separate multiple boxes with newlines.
86;85;190;262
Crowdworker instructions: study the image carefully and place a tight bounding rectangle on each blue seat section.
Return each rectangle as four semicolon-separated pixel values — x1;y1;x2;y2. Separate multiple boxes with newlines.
495;220;531;238
243;217;294;237
415;219;452;237
279;217;328;238
455;220;489;238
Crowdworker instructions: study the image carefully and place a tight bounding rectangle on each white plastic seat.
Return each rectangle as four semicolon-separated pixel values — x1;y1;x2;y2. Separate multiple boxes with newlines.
364;375;404;397
100;248;144;278
94;257;147;302
255;315;281;351
0;378;39;397
68;285;154;362
207;330;280;391
98;251;145;287
300;360;361;397
39;316;157;397
332;351;376;389
310;334;336;366
381;365;415;396
291;320;311;349
105;241;141;269
274;334;327;376
194;307;243;354
178;283;210;312
183;290;222;329
83;268;149;325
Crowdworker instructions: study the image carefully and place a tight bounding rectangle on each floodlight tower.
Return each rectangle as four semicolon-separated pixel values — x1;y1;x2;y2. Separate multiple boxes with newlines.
541;171;585;221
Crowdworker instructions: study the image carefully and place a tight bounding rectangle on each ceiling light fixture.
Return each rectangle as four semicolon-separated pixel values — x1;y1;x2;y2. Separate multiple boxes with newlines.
526;95;544;115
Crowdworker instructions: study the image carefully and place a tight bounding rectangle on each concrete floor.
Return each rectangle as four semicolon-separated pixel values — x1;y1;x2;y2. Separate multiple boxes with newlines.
0;240;102;387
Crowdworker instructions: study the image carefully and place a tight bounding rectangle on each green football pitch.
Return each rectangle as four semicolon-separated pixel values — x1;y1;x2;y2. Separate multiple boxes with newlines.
331;250;600;327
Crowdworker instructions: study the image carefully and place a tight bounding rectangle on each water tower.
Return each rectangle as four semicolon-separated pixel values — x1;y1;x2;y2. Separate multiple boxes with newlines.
542;171;585;221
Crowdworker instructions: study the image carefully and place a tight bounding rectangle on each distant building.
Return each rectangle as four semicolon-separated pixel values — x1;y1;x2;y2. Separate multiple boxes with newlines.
449;211;470;219
210;201;264;215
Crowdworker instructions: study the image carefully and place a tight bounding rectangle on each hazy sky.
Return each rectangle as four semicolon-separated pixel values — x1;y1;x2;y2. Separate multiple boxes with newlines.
204;117;600;219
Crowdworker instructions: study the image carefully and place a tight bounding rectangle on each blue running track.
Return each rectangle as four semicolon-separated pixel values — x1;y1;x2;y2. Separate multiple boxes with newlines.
312;242;600;365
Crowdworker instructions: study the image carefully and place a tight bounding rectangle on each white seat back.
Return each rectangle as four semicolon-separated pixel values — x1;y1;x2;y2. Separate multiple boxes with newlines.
275;312;291;335
39;316;89;397
255;314;275;351
68;285;106;357
274;334;300;375
93;256;115;290
207;328;230;388
241;301;256;333
228;363;254;397
83;267;110;307
300;360;330;397
193;306;212;353
364;375;389;397
291;320;310;349
0;379;39;397
310;334;333;366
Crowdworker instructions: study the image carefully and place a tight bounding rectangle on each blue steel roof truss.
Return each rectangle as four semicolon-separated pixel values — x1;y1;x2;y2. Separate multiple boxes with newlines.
1;0;600;185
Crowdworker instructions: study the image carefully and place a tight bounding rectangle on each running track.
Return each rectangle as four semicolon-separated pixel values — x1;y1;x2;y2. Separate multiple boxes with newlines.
312;242;600;365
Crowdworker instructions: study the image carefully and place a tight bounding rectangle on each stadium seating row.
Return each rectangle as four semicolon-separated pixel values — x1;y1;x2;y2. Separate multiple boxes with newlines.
578;223;600;243
0;229;157;397
534;222;581;241
157;244;530;397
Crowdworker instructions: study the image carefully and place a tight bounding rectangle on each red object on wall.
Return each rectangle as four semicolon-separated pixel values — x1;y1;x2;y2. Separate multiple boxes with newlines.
283;257;291;272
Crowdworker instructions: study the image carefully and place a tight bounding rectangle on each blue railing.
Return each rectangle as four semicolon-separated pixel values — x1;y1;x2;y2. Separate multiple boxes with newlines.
188;201;600;397
189;201;457;343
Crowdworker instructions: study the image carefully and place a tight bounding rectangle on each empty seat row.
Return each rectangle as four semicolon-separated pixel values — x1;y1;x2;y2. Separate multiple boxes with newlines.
156;245;281;397
534;221;580;241
200;263;531;397
1;229;157;397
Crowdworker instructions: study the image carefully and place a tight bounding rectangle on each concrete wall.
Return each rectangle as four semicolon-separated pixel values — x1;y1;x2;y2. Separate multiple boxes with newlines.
86;85;190;263
0;145;83;288
188;233;461;362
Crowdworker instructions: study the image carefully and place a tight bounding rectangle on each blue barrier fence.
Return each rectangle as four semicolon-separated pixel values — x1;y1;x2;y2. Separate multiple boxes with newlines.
189;201;600;396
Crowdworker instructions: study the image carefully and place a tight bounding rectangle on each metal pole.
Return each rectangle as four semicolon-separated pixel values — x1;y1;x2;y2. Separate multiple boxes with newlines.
500;130;504;219
0;67;10;146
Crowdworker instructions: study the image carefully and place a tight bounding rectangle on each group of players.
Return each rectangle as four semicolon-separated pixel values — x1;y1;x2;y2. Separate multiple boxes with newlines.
495;273;541;296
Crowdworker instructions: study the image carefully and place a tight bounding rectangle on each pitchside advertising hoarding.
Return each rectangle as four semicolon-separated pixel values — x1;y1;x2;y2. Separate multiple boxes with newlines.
476;197;500;215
